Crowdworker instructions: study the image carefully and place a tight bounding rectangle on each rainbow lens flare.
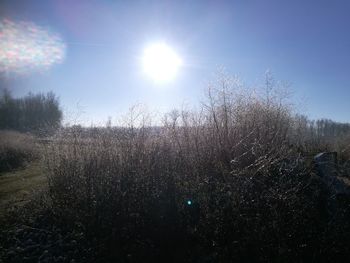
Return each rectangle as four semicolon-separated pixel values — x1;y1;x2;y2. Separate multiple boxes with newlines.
0;19;66;74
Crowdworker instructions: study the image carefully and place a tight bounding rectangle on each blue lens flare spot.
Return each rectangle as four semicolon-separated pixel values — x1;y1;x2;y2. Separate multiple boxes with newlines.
187;200;192;206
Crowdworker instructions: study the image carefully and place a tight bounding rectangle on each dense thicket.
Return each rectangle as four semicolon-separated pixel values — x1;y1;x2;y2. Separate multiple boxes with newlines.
0;89;62;133
38;76;349;262
1;75;350;262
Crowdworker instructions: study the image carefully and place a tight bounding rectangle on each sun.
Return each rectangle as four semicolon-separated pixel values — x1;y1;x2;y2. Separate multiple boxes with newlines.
142;42;182;83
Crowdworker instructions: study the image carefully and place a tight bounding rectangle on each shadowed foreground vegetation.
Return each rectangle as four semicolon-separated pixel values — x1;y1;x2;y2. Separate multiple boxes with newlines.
0;131;39;173
1;77;350;262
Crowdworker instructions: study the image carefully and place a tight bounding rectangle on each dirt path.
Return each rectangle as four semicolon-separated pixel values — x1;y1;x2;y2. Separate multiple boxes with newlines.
0;163;46;214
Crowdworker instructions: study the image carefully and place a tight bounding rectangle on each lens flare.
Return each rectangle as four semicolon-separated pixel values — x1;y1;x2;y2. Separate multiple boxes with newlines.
0;19;66;74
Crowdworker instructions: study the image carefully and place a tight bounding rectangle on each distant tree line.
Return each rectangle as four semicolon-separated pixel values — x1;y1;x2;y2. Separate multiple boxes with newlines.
294;114;350;138
291;114;350;153
0;89;62;133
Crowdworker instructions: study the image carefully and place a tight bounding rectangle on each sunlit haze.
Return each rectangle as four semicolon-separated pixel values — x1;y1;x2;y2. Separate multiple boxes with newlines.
1;0;350;124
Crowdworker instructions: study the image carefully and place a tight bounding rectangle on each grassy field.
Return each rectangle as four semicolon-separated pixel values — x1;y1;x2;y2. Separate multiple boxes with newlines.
0;163;46;215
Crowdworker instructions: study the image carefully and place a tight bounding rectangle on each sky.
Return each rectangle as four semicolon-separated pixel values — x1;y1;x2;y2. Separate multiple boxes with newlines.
1;0;350;124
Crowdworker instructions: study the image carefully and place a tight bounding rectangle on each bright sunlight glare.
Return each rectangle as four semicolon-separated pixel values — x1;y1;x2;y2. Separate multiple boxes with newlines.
142;42;182;83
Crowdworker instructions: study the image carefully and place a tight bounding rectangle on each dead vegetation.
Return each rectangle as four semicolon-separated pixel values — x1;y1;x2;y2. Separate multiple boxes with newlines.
1;75;350;262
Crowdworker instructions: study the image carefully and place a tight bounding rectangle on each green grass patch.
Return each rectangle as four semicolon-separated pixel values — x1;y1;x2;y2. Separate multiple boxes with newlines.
0;163;46;215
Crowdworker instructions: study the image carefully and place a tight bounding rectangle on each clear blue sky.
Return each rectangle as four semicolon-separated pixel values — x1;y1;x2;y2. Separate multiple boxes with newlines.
1;0;350;124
